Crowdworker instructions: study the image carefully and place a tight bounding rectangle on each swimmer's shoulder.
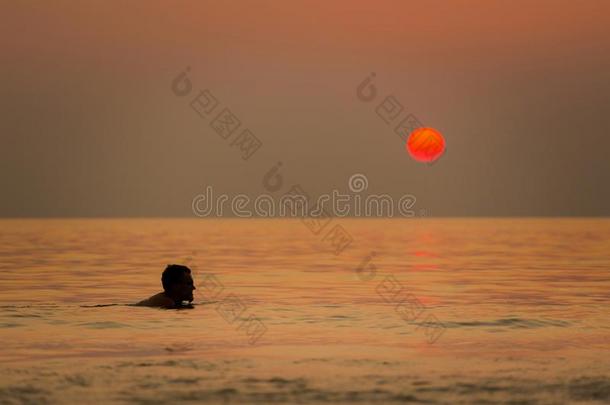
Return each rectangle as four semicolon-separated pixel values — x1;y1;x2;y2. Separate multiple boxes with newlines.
135;292;175;308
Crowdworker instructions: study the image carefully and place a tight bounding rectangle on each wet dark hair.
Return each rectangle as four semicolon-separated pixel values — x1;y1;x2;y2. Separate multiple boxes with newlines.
161;264;191;291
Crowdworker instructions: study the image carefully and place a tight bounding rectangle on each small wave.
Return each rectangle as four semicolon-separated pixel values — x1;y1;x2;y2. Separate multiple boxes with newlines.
440;317;571;329
0;302;215;310
0;385;49;405
80;301;214;308
0;322;22;328
0;304;60;309
79;321;130;329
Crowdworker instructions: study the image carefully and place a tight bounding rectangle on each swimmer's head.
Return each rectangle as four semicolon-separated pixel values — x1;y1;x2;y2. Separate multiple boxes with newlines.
162;264;196;303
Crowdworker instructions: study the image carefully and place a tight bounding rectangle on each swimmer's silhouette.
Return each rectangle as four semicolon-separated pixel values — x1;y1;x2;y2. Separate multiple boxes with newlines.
136;264;196;309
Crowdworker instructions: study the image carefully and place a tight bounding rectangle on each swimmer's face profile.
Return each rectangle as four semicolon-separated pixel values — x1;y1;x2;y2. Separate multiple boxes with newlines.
168;271;196;303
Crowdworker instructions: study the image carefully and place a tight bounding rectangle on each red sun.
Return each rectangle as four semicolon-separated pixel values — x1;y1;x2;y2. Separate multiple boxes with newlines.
406;127;446;163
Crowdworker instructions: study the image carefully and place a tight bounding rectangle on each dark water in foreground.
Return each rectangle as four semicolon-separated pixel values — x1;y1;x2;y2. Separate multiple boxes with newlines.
0;218;609;404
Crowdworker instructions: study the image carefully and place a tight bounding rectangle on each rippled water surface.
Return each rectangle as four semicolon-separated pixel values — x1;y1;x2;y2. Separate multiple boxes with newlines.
0;218;609;404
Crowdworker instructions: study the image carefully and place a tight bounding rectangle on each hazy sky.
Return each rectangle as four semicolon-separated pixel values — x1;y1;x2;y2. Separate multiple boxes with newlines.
2;0;609;217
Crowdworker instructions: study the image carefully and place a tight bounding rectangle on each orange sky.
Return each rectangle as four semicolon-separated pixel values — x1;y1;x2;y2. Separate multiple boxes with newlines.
1;0;610;216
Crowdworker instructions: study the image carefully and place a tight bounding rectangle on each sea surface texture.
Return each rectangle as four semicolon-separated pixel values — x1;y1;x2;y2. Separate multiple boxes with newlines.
0;218;609;404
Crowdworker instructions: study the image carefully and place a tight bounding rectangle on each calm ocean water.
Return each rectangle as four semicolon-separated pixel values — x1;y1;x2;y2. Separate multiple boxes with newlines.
0;218;609;404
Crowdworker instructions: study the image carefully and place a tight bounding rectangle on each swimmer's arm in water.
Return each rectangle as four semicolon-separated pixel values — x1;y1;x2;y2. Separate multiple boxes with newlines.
135;292;177;309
